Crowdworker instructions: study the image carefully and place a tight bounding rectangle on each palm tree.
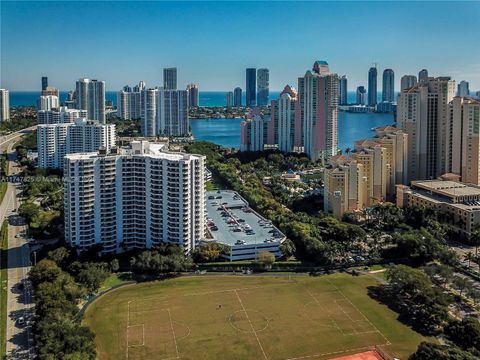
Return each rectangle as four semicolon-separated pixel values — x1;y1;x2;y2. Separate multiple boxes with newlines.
464;251;475;268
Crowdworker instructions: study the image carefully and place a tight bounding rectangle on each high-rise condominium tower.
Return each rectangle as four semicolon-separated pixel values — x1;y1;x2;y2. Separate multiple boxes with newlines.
298;61;339;162
400;75;418;91
226;92;234;107
272;85;300;153
256;68;269;106
246;68;256;107
37;107;87;124
37;95;59;111
382;69;395;102
234;87;242;107
75;78;106;123
356;86;366;105
163;68;177;90
397;77;456;181
142;89;189;137
418;69;428;82
38;118;116;169
457;81;470;97
186;84;199;107
368;67;377;106
339;75;348;105
41;76;48;91
0;89;9;122
64;141;205;254
117;82;145;120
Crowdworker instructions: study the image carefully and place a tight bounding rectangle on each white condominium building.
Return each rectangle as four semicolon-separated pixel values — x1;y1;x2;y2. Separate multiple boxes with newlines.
0;89;10;122
37;118;116;169
272;85;300;153
37;95;59;111
63;141;205;254
75;78;106;123
37;106;87;124
142;88;189;137
117;82;145;120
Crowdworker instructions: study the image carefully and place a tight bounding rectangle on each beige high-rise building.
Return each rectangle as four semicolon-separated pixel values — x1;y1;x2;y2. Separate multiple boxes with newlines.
324;126;408;218
397;77;455;182
0;89;10;122
448;97;480;185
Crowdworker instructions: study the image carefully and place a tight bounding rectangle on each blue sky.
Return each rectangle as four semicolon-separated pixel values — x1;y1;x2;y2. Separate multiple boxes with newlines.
1;1;479;92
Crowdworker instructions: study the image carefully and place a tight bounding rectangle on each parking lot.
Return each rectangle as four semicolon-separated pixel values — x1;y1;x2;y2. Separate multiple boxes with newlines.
205;190;284;249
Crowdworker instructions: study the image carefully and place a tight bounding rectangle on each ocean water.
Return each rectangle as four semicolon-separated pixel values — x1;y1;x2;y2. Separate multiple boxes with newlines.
9;91;369;108
190;112;394;151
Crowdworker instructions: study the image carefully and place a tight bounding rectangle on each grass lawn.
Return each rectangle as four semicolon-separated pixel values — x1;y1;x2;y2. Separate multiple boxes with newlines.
98;272;133;293
83;274;427;360
0;220;8;358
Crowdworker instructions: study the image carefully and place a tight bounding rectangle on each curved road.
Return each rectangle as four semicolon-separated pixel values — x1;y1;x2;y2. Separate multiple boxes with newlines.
1;126;36;359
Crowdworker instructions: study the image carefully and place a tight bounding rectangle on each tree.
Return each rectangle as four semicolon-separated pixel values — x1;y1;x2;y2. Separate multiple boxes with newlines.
29;259;63;288
444;317;480;353
409;342;478;360
192;242;223;263
280;239;296;259
75;263;110;293
452;276;472;296
256;251;275;269
464;251;475;268
109;259;120;272
47;247;71;267
130;245;192;276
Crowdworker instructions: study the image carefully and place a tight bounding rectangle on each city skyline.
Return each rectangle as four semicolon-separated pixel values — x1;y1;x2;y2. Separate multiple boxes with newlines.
1;1;480;92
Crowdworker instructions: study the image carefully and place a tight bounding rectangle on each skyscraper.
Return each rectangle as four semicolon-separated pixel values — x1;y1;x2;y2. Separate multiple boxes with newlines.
117;82;144;120
163;67;177;90
298;61;339;162
400;75;417;91
382;69;395;102
368;67;377;106
37;95;59;111
226;91;233;107
186;84;199;107
75;78;106;123
356;86;366;105
256;68;269;106
41;76;48;91
397;77;456;181
272;85;300;153
246;68;256;107
339;75;348;105
234;87;242;107
142;89;189;137
0;89;10;122
64;141;205;254
418;69;428;82
457;80;470;96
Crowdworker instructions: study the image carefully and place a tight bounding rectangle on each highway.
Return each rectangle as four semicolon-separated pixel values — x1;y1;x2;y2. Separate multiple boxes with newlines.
1;126;36;359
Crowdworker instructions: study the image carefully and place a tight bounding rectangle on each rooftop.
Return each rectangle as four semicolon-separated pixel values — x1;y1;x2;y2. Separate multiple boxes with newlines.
411;180;480;198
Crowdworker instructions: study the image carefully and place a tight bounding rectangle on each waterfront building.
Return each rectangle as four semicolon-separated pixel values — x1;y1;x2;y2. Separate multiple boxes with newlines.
187;84;199;108
339;75;348;105
240;109;272;151
400;75;417;91
41;86;59;97
117;82;144;120
37;106;87;124
246;68;256;107
63;140;205;254
142;88;189;137
75;78;106;123
382;69;395;102
163;67;177;90
234;87;242;107
397;179;480;239
368;67;378;106
324;126;408;218
38;118;116;169
256;68;269;106
397;76;456;181
356;86;367;105
37;95;59;111
41;76;48;91
418;69;428;82
226;91;234;107
271;85;300;153
449;96;480;185
298;61;339;162
0;89;9;122
457;80;470;96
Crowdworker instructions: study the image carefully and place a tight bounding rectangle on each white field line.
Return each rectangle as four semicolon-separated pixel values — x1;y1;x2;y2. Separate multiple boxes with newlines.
183;281;296;297
326;279;391;345
167;308;180;359
127;324;145;347
307;290;345;335
234;290;268;360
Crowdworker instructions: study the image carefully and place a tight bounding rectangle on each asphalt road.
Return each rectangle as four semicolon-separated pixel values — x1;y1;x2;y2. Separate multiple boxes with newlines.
1;126;36;359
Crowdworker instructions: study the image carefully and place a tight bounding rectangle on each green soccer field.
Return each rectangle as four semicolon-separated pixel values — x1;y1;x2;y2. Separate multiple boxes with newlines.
83;274;427;360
